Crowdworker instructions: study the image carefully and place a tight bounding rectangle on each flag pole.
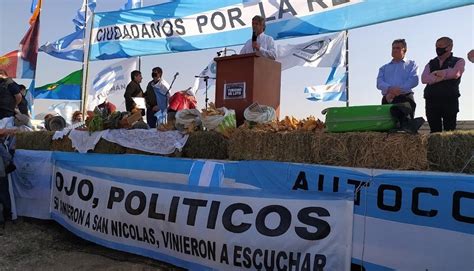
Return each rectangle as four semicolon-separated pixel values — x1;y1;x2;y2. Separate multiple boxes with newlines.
82;12;95;116
138;0;143;72
31;0;43;118
345;30;349;107
80;0;92;115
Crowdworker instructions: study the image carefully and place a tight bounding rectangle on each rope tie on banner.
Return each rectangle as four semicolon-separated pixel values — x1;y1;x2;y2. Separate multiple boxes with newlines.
460;151;473;173
357;169;375;271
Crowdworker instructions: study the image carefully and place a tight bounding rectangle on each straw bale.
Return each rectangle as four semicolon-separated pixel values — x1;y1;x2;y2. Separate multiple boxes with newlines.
125;148;156;155
182;131;228;159
14;130;474;174
228;130;314;163
312;132;429;170
427;131;474;173
51;136;75;152
51;137;126;154
15;131;53;150
94;139;126;154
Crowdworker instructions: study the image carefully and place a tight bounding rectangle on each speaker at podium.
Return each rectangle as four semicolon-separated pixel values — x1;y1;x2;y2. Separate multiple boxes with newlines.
214;52;281;125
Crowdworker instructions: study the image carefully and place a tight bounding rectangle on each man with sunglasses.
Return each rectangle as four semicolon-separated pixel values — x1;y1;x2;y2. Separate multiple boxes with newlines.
377;39;419;131
422;37;465;133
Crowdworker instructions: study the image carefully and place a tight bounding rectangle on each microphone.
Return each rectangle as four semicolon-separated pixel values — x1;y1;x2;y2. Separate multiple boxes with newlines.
252;32;257;42
166;72;179;95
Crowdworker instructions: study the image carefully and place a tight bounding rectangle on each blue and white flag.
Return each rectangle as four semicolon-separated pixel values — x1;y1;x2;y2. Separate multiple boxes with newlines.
305;69;347;102
188;161;225;187
39;0;96;61
122;0;142;10
73;0;97;32
48;101;81;123
191;60;217;95
89;0;471;60
278;32;346;70
87;58;138;111
39;30;86;62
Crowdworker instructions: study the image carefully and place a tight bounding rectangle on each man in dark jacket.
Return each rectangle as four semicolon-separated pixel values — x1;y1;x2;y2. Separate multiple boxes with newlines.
0;70;22;121
421;37;465;133
124;70;144;113
17;84;29;116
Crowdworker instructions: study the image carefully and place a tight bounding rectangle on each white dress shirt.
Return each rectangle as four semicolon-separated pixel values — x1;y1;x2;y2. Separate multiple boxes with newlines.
240;33;277;60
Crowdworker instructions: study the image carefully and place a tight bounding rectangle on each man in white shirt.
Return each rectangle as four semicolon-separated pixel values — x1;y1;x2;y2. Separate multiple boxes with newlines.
240;16;276;60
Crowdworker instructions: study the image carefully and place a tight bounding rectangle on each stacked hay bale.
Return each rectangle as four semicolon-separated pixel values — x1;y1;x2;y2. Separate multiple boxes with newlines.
229;130;430;171
15;131;54;150
427;131;474;173
312;132;429;170
182;131;228;159
228;130;315;163
13;129;473;173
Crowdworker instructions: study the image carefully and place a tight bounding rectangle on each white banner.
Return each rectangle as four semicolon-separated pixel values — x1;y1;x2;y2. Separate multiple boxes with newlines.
88;58;138;111
50;162;354;270
11;150;52;219
278;32;346;70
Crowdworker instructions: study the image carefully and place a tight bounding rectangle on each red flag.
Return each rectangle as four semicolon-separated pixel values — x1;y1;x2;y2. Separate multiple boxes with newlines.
20;0;41;73
0;50;20;78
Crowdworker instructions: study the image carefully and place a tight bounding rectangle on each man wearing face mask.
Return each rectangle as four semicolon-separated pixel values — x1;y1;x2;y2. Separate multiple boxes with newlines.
422;37;465;133
240;15;276;60
145;67;170;128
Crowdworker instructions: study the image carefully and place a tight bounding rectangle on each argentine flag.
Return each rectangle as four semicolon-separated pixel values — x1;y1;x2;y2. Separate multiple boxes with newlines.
40;0;142;61
39;0;96;61
188;161;225;187
305;68;347;102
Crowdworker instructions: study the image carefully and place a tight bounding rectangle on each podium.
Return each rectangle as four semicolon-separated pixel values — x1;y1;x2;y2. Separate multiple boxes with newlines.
214;53;281;125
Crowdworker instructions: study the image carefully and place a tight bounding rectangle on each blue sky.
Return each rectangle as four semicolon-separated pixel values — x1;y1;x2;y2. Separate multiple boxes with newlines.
1;1;472;121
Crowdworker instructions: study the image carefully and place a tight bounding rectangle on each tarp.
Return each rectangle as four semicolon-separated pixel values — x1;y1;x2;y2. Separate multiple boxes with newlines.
89;0;473;60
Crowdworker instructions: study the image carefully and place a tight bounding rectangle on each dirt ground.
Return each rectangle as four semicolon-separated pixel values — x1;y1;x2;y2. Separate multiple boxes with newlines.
0;218;184;271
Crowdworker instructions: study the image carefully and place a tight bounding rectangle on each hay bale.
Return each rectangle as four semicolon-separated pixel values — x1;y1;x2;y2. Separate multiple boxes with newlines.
228;130;314;163
427;131;474;173
312;132;429;170
51;136;75;152
14;130;474;174
182;131;228;159
15;131;54;150
94;139;126;154
124;148;156;155
51;136;126;154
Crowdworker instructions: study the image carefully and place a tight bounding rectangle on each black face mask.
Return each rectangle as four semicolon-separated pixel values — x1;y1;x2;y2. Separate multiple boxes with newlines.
436;47;448;56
